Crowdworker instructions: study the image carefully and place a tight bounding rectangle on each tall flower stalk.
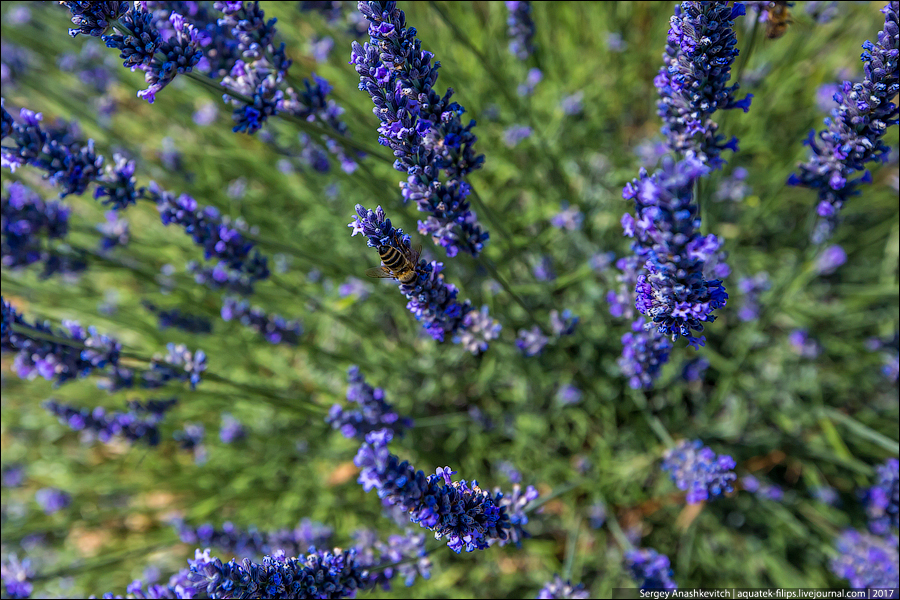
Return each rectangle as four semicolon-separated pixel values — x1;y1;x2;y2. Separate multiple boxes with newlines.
351;1;489;257
788;1;899;243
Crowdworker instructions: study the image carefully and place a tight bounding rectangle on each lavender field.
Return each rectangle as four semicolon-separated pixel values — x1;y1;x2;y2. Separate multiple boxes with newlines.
1;1;898;598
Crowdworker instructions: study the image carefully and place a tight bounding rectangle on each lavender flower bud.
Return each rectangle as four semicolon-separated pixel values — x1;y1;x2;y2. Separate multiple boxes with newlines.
656;1;752;168
101;4;162;69
506;1;536;60
831;529;899;588
624;547;678;590
516;326;549;356
35;487;71;514
1;554;34;600
220;297;301;345
789;2;899;243
623;157;728;345
354;429;534;553
537;575;590;599
353;528;431;589
864;458;899;535
327;366;411;440
815;244;847;275
661;439;737;503
219;413;246;444
43;398;176;446
174;518;333;559
61;1;129;38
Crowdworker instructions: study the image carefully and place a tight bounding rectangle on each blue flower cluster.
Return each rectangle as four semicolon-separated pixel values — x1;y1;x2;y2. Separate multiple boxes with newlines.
661;439;737;504
788;1;899;243
537;575;590;599
2;297;121;386
0;554;33;600
43;398;177;447
143;301;213;335
150;182;270;285
624;547;678;590
351;1;489;257
97;548;213;599
62;1;129;38
830;529;899;589
622;157;729;346
2;181;86;278
173;518;334;559
352;528;432;590
100;342;207;393
189;548;370;599
864;457;899;535
221;297;302;345
354;429;536;553
506;1;537;61
327;366;412;440
35;487;71;514
655;1;752;168
351;205;497;351
1;101;143;209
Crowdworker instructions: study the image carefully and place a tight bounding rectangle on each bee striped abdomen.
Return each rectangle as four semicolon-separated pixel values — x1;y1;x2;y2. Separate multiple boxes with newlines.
380;246;405;270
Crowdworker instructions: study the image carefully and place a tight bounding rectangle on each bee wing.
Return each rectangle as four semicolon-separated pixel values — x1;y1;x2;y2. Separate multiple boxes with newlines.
408;243;423;265
365;266;395;279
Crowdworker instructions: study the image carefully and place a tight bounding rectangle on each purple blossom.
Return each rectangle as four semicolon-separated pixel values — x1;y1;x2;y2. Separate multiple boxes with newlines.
788;2;899;243
351;1;488;257
1;464;25;488
506;1;536;60
550;202;584;231
713;166;751;202
504;124;533;147
815;244;847;275
532;255;556;282
2;181;86;279
221;297;302;345
43;398;176;446
831;529;899;588
681;356;710;382
143;301;213;335
151;183;270;283
338;276;370;300
352;528;432;590
516;326;549;357
556;384;582;405
741;475;784;501
174;422;206;464
788;329;821;359
737;272;770;321
1;554;33;600
661;439;737;504
864;458;899;535
655;1;752;168
588;500;607;529
549;309;579;337
189;548;369;599
623;157;728;345
219;413;246;444
35;487;71;514
560;91;585;116
537;575;590;599
174;518;333;559
517;67;543;97
97;211;130;251
61;1;129;38
354;429;536;553
327;366;412;440
350;205;490;348
625;548;678;590
454;305;502;355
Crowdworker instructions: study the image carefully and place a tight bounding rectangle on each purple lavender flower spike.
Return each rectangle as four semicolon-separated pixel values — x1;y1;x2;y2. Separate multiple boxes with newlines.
506;2;536;60
143;301;213;335
353;528;432;589
623;157;728;344
101;4;162;69
43;398;176;447
35;487;71;514
1;554;34;600
189;548;371;599
219;413;247;444
864;458;899;536
174;517;333;559
625;548;678;590
789;2;899;243
354;429;536;553
351;1;489;257
2;299;122;386
98;211;130;251
221;297;302;345
661;439;737;504
815;244;847;275
537;575;590;599
62;2;129;38
327;366;412;440
516;325;549;356
151;182;270;283
351;204;494;350
656;1;752;168
737;272;770;321
831;529;899;588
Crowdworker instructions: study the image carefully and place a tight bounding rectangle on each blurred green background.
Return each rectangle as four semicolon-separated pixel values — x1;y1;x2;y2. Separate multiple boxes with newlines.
1;1;898;597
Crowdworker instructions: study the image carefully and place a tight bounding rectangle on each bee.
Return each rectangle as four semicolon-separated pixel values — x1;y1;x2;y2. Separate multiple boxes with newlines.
765;1;793;39
365;234;422;285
